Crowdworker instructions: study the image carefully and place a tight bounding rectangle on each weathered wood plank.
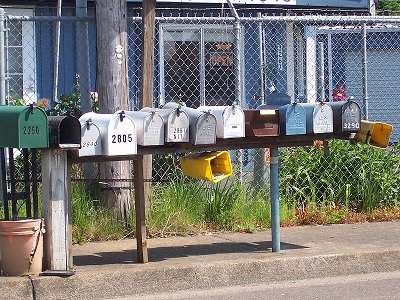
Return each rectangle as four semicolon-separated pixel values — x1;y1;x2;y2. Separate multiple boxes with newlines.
41;149;72;271
133;159;148;263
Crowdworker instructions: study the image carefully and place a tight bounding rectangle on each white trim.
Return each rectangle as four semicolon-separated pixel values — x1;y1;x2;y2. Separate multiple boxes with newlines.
4;8;36;104
305;26;317;103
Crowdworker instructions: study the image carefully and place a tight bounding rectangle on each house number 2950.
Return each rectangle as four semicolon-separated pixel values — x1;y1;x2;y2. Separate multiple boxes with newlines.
23;126;40;135
111;134;133;143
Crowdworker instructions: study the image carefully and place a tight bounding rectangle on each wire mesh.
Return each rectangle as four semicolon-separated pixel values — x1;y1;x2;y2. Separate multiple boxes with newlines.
1;7;399;212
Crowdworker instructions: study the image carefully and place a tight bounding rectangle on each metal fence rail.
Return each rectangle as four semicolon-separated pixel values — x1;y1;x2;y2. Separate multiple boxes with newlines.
0;7;399;216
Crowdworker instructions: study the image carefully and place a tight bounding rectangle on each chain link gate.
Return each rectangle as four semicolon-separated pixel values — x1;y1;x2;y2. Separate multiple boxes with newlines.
1;7;399;219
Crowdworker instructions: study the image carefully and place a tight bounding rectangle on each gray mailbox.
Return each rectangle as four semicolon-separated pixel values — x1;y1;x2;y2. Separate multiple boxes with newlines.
328;100;361;133
142;107;189;143
301;102;333;134
163;102;217;145
197;105;245;139
48;116;81;149
79;112;137;156
117;110;164;146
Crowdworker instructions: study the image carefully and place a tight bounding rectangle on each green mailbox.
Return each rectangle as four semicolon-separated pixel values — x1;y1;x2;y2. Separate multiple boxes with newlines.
0;105;49;148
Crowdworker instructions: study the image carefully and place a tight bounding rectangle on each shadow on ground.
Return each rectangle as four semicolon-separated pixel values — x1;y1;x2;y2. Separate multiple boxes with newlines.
73;240;307;266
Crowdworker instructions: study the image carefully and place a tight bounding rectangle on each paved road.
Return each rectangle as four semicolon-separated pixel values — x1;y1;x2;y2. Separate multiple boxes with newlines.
113;270;400;300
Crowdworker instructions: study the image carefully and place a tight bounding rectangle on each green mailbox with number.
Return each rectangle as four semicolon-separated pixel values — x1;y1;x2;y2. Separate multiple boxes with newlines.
0;105;49;148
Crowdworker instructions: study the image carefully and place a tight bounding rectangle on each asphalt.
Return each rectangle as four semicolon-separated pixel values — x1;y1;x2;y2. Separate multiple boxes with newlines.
1;220;400;300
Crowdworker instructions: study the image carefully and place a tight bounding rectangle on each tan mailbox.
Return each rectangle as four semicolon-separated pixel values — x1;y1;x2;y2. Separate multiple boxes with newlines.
197;105;245;139
301;102;333;134
163;102;217;145
142;107;189;143
79;112;137;156
244;109;280;137
116;110;164;146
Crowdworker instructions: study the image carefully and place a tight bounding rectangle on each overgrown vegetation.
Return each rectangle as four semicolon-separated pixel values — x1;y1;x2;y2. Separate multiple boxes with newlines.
69;141;400;243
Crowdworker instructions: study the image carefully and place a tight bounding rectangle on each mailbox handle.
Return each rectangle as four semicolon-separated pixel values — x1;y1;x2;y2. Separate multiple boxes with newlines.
86;118;93;130
119;111;126;122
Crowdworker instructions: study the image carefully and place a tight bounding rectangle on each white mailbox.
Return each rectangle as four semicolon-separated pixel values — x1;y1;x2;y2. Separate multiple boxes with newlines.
79;113;103;157
117;110;164;146
197;105;245;138
142;107;189;143
163;102;217;145
302;102;333;134
79;111;137;156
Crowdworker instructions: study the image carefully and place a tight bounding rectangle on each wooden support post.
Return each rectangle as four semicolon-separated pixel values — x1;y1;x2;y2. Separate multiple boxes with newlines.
134;158;148;263
41;149;73;271
141;0;157;208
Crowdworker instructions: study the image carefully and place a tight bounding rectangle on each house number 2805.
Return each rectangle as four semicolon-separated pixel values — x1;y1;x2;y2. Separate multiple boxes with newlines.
111;134;133;143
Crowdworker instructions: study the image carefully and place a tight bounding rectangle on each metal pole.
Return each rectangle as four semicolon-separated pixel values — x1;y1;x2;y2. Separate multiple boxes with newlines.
0;8;6;105
319;42;325;101
362;24;369;120
258;12;265;105
76;0;91;113
254;13;266;189
270;147;280;252
0;147;9;220
327;33;333;102
52;0;62;103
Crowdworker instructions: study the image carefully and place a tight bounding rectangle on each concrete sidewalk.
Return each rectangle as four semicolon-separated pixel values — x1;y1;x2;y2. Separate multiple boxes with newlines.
1;221;400;300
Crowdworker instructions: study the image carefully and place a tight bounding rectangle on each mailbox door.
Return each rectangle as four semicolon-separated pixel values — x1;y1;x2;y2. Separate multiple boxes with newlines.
222;106;245;138
48;116;81;148
79;123;102;156
166;110;189;142
313;103;333;133
106;115;137;156
282;104;306;135
191;114;217;145
341;101;361;132
18;107;49;148
143;113;164;146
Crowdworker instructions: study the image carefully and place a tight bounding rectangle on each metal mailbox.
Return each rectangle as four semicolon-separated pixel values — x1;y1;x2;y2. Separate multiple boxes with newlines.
258;103;306;136
197;105;245;139
142;107;189;143
355;120;393;148
48;116;81;149
180;151;232;183
244;109;279;137
301;102;333;134
117;110;164;146
328;100;361;133
0;105;49;148
163;102;217;145
79;111;137;156
79;113;102;156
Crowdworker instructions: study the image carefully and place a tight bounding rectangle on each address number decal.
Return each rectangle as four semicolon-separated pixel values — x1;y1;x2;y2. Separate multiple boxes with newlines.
111;134;133;143
23;126;40;135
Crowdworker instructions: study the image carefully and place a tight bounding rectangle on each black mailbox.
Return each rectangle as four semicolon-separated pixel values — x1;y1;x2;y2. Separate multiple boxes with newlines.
329;100;361;133
48;116;81;149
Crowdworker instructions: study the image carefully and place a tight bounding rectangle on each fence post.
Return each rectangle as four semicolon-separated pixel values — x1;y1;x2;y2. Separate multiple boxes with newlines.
270;147;280;252
41;149;73;271
362;24;369;120
76;0;91;113
0;8;6;105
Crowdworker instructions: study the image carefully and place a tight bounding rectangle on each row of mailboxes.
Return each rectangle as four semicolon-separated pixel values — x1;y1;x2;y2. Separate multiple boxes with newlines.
256;100;362;136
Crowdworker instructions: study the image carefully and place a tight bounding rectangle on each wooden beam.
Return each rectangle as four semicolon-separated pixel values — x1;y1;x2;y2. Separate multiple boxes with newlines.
41;149;73;271
133;159;148;263
141;0;157;208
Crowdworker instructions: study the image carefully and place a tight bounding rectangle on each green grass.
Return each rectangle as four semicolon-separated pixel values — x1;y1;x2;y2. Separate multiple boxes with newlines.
1;141;399;243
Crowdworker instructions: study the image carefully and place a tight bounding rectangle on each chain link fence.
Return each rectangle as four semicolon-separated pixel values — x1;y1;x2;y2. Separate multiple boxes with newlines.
1;7;400;216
